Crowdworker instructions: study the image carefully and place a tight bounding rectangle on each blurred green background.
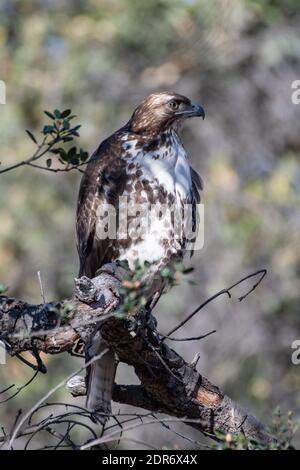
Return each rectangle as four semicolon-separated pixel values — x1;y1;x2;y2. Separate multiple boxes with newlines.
0;0;300;449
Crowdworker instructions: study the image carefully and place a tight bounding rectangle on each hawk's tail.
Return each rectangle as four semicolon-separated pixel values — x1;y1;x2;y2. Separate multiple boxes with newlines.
86;339;116;425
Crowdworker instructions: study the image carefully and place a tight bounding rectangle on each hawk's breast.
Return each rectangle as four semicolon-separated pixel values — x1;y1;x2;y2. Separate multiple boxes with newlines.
110;130;194;268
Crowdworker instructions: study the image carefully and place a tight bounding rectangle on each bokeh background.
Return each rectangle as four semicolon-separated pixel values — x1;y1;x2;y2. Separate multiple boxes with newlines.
0;0;300;449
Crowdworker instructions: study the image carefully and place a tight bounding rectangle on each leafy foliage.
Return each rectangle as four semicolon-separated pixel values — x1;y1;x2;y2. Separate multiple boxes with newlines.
118;260;195;317
213;409;300;450
0;283;8;295
49;302;75;321
25;109;90;171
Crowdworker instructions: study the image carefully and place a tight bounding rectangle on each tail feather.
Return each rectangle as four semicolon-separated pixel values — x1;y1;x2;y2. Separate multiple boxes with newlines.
86;338;116;424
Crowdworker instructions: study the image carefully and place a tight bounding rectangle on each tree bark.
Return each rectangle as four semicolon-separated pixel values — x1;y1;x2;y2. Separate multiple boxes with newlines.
0;263;274;445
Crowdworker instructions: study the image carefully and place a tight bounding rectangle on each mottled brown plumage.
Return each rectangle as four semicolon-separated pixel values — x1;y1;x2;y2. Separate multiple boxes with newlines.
77;92;204;276
76;91;205;422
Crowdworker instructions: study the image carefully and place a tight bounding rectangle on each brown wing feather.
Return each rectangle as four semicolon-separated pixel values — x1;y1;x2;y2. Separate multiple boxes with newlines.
190;166;203;203
189;166;203;257
76;133;127;277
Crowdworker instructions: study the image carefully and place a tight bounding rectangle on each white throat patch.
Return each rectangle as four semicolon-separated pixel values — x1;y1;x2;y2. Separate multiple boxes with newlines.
123;130;192;199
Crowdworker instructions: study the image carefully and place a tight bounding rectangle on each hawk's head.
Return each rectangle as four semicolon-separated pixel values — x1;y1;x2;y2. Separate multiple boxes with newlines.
129;92;205;136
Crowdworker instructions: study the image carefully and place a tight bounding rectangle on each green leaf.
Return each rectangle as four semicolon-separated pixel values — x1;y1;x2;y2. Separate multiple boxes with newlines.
26;130;37;144
70;156;80;166
182;266;194;274
44;110;55;120
58;149;68;161
117;260;130;271
187;279;197;286
42;125;54;135
67;146;77;158
46;158;52;168
79;148;89;162
161;267;172;277
70;125;81;136
63;119;70;130
54;109;61;119
0;283;8;294
61;109;71;118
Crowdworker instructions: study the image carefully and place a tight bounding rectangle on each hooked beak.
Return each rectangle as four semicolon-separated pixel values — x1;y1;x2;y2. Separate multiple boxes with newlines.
176;102;205;120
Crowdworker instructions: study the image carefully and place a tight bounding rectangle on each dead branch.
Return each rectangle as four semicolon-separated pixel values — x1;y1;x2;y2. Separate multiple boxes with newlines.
0;263;274;446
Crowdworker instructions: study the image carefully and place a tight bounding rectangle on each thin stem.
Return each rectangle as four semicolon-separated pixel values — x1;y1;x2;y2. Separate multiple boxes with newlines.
0;136;50;174
162;269;267;341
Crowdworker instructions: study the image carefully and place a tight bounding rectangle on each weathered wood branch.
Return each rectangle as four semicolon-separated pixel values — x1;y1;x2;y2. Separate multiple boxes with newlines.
0;263;274;445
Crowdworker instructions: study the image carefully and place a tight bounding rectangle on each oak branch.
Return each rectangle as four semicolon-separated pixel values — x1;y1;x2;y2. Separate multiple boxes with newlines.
0;263;273;445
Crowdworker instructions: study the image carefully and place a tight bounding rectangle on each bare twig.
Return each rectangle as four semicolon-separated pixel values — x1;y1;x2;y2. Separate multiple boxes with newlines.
162;269;267;340
28;161;86;174
37;271;46;304
81;417;209;449
159;329;216;342
8;350;109;449
0;369;39;404
0;137;49;174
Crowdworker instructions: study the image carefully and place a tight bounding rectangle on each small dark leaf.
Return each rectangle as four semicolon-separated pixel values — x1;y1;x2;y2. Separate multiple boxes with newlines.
161;267;172;277
62;137;73;142
70;156;80;166
50;148;60;154
61;109;71;118
26;130;37;144
182;267;194;274
63;119;70;130
69;125;81;135
80;150;89;162
67;146;77;158
0;283;8;294
46;158;52;168
58;149;68;161
44;110;55;120
54;109;61;119
42;125;54;135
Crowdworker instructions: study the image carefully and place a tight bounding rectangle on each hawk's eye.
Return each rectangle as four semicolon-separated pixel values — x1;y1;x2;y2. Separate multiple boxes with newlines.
168;100;179;111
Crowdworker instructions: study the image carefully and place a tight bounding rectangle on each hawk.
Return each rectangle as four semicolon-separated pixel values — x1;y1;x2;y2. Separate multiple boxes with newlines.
76;92;205;422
